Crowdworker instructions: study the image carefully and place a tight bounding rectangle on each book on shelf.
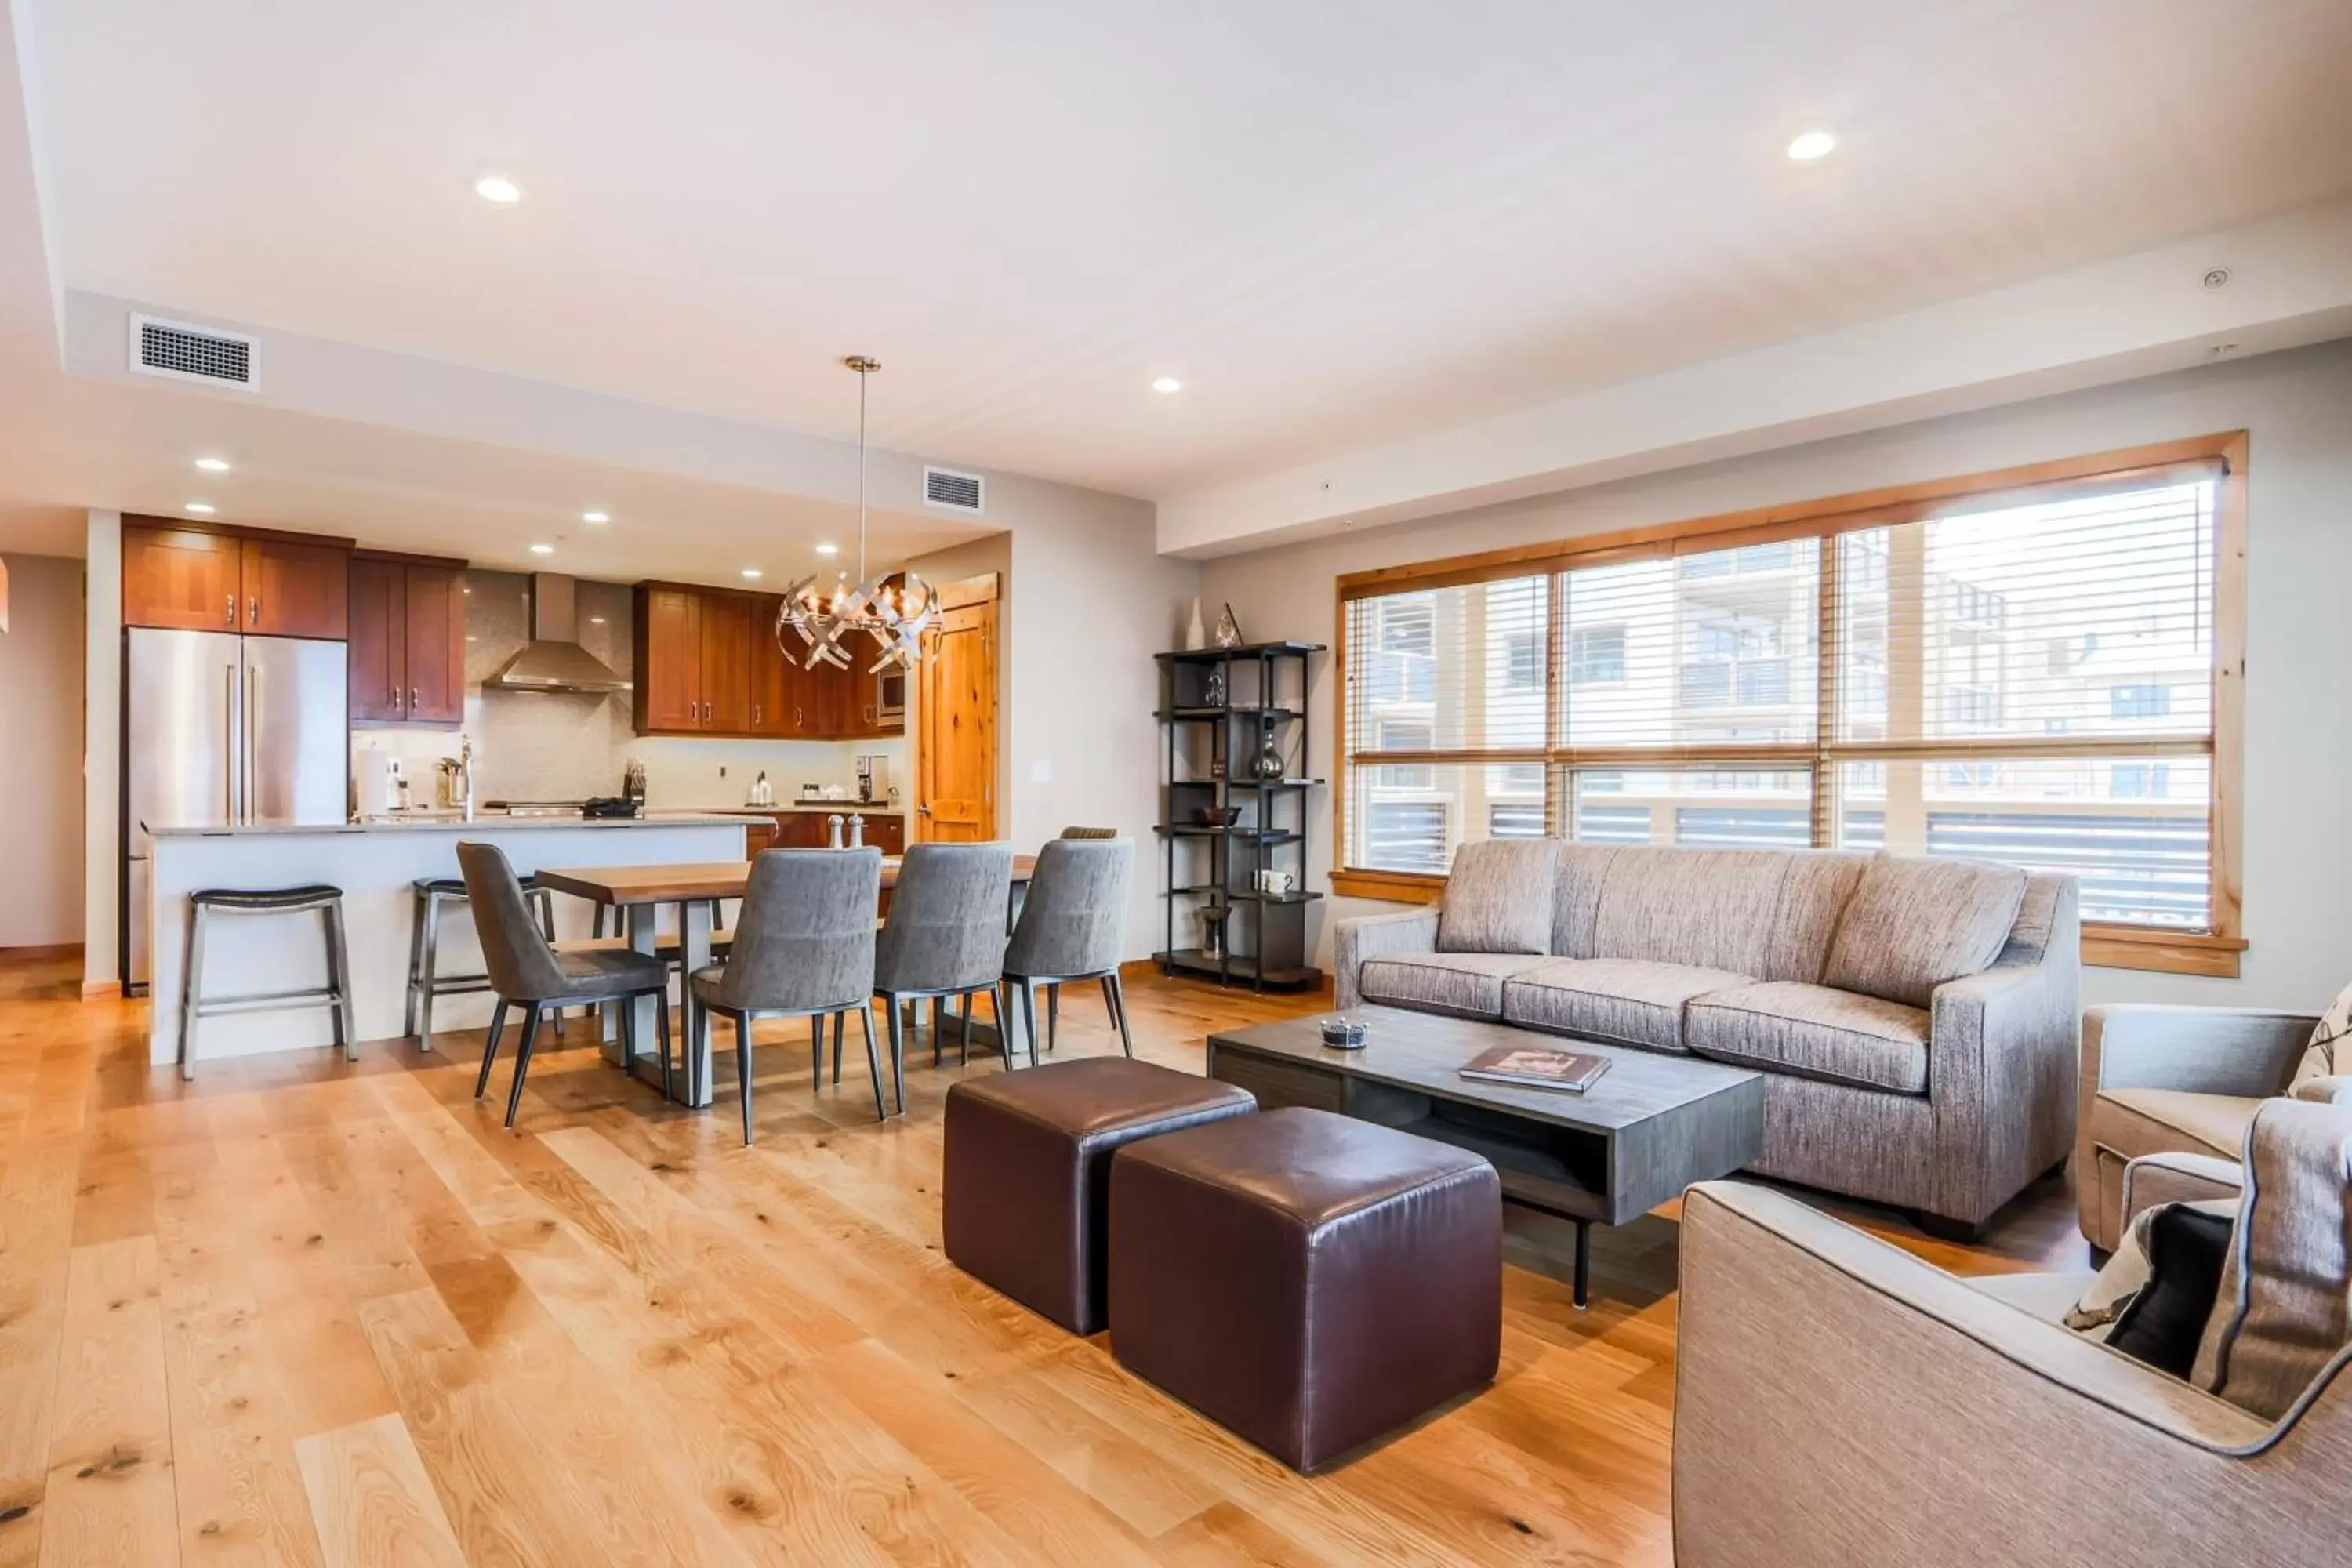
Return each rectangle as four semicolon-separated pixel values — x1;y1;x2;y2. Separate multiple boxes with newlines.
1458;1044;1612;1094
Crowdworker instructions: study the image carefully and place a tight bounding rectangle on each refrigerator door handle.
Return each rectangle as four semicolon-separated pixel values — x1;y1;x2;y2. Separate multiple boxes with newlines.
246;663;261;825
224;662;240;818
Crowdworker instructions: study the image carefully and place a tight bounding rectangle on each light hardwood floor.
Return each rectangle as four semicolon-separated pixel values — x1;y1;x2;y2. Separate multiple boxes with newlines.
0;949;2089;1566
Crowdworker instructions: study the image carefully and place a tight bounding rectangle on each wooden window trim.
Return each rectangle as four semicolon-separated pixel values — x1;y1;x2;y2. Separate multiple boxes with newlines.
1332;431;2249;978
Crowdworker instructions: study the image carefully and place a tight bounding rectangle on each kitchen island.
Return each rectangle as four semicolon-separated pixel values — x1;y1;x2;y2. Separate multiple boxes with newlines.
143;815;752;1069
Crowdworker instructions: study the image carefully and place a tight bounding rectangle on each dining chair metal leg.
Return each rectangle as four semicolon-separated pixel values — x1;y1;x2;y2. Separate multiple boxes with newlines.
1108;971;1134;1058
993;981;1014;1069
1018;980;1040;1069
831;1009;845;1087
653;989;673;1102
1047;983;1059;1051
862;1004;890;1121
959;992;975;1066
737;1014;757;1145
884;1000;906;1099
930;996;945;1054
503;1004;543;1129
475;1000;509;1098
809;1016;824;1093
931;994;943;1069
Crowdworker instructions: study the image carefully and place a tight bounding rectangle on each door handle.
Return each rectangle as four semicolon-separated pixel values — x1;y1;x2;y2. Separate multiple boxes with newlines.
224;665;238;817
245;664;260;824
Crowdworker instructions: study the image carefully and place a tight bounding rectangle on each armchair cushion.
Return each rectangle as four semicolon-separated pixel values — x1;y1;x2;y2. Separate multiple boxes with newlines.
2092;1088;2263;1165
1498;957;1751;1053
1356;952;1548;1020
1821;854;2025;1008
1686;981;1930;1094
1433;840;1558;955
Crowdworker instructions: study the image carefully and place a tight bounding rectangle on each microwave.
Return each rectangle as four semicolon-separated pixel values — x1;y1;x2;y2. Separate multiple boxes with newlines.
876;667;906;724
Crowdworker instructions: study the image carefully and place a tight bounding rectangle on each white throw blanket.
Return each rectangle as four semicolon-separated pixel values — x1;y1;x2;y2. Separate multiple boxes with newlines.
2292;982;2352;1092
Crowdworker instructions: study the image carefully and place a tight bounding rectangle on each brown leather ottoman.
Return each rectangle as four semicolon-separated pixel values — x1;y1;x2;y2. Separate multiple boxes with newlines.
942;1058;1257;1334
1107;1105;1501;1472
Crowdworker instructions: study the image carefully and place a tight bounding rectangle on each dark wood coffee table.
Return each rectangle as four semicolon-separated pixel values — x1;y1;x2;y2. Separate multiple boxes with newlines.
1206;1005;1765;1307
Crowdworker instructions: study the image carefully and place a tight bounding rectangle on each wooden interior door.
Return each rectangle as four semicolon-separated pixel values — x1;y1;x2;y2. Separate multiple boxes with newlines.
639;587;702;731
122;524;244;631
401;564;466;724
347;557;406;721
241;538;349;638
699;592;752;731
916;575;998;842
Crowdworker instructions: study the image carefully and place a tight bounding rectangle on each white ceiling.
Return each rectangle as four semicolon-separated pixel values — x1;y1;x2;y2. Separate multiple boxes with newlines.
3;1;2350;569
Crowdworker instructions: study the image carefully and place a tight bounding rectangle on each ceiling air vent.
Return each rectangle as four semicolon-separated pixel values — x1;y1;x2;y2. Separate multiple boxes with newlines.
924;465;985;516
128;313;259;390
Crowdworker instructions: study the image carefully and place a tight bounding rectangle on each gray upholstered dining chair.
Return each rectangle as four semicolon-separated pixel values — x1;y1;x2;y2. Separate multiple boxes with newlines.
1041;826;1120;1048
1002;836;1135;1065
456;841;674;1129
689;848;884;1141
871;842;1015;1105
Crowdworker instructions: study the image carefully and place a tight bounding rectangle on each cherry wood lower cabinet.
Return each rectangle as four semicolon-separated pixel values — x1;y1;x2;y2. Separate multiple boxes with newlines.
761;810;906;852
636;581;904;739
350;553;466;725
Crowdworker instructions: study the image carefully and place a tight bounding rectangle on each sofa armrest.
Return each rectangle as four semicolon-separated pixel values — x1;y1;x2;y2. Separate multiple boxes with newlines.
2292;1075;2352;1107
1926;895;2078;1225
2082;1004;2317;1101
1331;906;1439;1009
1674;1181;2352;1568
2122;1150;2244;1227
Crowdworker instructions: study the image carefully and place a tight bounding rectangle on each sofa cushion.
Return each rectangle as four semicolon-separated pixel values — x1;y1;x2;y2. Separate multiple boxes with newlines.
1501;957;1753;1054
1358;952;1551;1020
1436;840;1559;956
1686;981;1931;1094
1820;854;2027;1008
1547;842;1620;960
1757;851;1870;983
1588;847;1794;976
2191;1099;2352;1420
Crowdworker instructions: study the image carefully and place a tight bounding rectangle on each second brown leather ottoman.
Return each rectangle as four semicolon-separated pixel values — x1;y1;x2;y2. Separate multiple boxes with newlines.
1108;1105;1502;1472
942;1058;1257;1334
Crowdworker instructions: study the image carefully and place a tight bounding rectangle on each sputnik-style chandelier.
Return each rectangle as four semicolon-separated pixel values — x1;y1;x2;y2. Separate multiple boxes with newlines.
777;355;936;670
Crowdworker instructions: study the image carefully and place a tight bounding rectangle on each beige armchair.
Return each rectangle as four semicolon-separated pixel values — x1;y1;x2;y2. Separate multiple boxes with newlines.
2074;1002;2319;1252
1674;1163;2352;1566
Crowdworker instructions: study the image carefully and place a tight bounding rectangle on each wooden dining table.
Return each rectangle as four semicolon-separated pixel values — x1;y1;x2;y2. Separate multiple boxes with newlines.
535;853;1038;1109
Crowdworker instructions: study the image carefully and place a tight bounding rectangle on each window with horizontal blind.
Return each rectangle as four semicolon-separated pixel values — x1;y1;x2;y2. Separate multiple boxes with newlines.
1334;434;2248;975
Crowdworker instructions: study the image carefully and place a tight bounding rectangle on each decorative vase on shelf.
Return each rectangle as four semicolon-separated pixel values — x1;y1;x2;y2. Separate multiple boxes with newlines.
1185;597;1207;651
1203;666;1227;707
1253;726;1287;780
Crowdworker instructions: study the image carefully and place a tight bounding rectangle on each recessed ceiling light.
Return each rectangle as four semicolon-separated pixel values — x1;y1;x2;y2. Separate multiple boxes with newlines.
1152;376;1183;394
528;543;554;555
581;510;609;524
1786;129;1837;162
194;456;230;474
740;568;763;580
183;502;215;515
815;542;839;557
474;172;524;205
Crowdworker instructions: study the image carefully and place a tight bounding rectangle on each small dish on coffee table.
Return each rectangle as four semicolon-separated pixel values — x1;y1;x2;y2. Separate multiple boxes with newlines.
1318;1017;1369;1050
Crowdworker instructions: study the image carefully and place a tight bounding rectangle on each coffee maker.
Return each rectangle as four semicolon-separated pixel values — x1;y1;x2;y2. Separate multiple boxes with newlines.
855;753;892;804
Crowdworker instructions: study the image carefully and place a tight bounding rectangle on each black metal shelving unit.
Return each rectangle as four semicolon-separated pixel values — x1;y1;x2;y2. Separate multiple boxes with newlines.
1153;639;1327;990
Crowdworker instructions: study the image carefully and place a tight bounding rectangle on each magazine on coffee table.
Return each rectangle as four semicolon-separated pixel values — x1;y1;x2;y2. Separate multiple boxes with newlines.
1459;1044;1613;1094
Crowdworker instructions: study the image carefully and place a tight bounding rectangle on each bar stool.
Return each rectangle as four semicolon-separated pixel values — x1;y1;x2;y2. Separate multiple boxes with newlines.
179;884;356;1080
406;874;560;1045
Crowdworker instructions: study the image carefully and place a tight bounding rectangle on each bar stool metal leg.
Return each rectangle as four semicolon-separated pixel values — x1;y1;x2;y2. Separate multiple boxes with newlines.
179;901;211;1080
417;889;444;1045
403;888;426;1039
324;899;357;1060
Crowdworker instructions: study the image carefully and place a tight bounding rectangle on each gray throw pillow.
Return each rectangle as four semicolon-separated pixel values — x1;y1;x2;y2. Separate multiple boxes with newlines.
1820;854;2027;1008
1436;840;1559;956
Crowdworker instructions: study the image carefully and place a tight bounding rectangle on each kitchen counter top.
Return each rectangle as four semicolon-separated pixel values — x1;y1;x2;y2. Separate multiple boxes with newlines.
677;802;903;815
147;813;763;837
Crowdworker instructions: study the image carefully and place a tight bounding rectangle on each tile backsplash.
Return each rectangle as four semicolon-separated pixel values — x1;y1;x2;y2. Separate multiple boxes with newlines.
351;571;903;809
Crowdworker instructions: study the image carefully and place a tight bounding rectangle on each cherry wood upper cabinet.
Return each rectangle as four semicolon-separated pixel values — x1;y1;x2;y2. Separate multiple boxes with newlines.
699;592;752;732
634;586;702;732
241;537;348;638
349;554;468;726
122;524;244;630
749;595;804;735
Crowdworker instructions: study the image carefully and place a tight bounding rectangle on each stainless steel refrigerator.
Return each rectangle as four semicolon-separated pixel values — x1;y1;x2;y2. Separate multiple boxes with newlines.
121;627;348;989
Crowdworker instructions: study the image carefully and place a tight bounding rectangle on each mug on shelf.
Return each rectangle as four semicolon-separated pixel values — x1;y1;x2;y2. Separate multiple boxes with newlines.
1254;868;1297;896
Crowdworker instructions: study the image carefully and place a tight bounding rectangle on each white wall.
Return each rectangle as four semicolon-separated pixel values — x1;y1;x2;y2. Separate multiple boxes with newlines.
1196;339;2352;1010
0;550;83;946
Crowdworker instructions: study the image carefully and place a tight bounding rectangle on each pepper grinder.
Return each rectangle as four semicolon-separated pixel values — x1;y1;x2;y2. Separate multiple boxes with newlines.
827;813;845;850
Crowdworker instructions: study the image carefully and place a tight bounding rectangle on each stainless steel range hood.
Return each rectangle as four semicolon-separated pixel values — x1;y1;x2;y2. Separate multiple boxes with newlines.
484;574;631;694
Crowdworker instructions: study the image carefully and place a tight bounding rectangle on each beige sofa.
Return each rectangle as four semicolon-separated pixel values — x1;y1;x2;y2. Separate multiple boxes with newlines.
1334;841;2079;1235
1672;1099;2352;1566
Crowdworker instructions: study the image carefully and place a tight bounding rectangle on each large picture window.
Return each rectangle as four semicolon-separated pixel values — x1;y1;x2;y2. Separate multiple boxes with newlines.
1337;434;2248;977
